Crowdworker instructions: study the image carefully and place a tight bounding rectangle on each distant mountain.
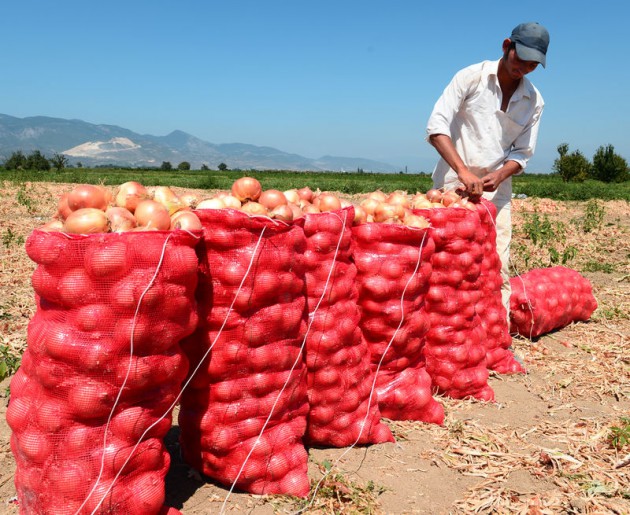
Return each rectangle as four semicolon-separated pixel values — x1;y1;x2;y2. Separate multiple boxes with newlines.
0;114;400;172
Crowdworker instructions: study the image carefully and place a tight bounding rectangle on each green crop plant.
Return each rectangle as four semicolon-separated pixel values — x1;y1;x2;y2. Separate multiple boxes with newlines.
576;199;606;233
2;228;25;248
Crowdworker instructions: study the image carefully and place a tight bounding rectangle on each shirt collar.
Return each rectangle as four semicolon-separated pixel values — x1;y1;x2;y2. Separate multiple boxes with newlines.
488;58;532;101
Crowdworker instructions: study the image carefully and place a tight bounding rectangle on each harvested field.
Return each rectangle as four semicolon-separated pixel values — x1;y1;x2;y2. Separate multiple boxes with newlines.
0;181;628;514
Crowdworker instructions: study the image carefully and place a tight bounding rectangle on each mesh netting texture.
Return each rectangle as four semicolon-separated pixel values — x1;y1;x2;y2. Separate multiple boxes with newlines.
417;207;495;401
8;229;200;514
475;200;524;374
178;209;310;497
509;266;598;338
297;207;394;447
352;222;444;424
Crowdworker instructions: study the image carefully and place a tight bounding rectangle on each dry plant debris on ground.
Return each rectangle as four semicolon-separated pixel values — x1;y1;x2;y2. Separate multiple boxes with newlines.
0;181;628;514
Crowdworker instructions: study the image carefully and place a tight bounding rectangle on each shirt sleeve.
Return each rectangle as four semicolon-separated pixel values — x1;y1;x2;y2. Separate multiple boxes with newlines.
426;65;479;141
506;100;544;172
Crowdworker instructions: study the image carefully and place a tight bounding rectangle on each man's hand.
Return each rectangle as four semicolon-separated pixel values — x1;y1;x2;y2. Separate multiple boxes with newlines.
457;169;484;197
482;162;522;192
429;134;484;196
482;171;502;192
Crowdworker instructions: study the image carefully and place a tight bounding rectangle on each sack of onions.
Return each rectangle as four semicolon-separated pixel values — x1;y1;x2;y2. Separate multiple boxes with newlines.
178;208;311;497
509;266;597;338
415;206;495;401
295;206;394;447
9;228;200;514
474;199;524;374
351;221;444;425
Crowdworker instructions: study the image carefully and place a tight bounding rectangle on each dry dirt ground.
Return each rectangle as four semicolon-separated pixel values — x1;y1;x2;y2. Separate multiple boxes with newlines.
0;182;628;514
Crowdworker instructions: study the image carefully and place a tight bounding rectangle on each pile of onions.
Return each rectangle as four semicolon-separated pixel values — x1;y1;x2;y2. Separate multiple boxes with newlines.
411;189;476;211
195;178;348;224
42;183;202;234
358;190;429;227
43;180;481;234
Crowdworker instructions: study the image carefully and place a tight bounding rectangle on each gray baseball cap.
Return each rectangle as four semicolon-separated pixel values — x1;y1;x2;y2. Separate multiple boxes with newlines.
511;22;550;67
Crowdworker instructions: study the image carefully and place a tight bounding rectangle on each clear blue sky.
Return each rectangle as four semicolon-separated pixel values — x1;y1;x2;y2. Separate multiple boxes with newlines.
2;1;628;173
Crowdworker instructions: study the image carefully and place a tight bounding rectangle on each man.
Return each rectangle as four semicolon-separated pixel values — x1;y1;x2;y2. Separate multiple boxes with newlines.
426;21;550;315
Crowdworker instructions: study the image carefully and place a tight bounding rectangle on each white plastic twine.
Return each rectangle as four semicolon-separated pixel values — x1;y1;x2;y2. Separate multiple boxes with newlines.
478;201;536;340
295;223;431;515
77;230;205;515
219;210;348;514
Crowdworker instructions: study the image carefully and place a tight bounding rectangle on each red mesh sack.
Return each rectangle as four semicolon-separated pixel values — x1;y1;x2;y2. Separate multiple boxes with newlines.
178;209;310;497
7;229;200;514
417;207;495;401
352;222;444;425
475;200;524;374
509;266;598;338
296;208;394;447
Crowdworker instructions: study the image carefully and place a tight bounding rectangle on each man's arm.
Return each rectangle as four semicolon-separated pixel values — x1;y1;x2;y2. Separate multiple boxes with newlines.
428;134;484;196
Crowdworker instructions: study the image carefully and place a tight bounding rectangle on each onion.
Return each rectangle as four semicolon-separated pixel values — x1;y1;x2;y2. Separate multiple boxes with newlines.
360;197;380;216
368;190;387;202
288;203;303;219
387;191;410;208
411;195;433;209
99;185;113;206
353;205;368;225
283;189;300;204
39;219;64;232
240;201;268;216
404;213;430;228
170;210;202;231
231;177;262;202
85;241;129;279
425;188;443;203
315;193;342;212
67;184;109;212
179;192;200;208
63;208;110;234
196;197;226;210
258;189;287;210
373;202;405;223
134;200;172;230
441;190;461;207
115;181;149;213
269;204;294;222
303;204;321;214
151;186;184;215
57;193;73;220
221;194;242;209
106;206;137;232
297;186;314;202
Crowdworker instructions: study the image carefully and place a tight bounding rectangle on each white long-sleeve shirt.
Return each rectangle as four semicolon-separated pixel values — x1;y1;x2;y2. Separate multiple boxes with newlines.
426;59;544;205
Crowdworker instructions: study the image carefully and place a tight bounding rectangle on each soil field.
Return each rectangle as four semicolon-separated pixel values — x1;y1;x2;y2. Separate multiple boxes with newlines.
0;181;628;514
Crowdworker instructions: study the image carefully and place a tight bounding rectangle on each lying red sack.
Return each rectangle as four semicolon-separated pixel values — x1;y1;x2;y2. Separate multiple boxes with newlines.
510;266;597;338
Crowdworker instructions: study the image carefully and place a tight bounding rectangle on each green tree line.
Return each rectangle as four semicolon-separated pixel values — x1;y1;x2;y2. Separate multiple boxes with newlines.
3;144;629;184
553;143;629;183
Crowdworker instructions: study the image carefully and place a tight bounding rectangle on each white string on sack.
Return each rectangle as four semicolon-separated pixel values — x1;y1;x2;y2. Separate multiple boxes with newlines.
295;224;430;515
